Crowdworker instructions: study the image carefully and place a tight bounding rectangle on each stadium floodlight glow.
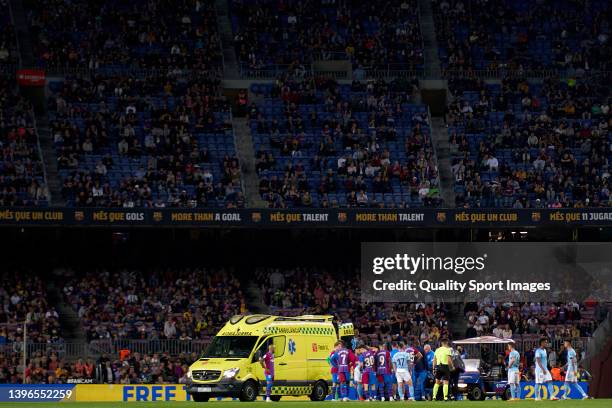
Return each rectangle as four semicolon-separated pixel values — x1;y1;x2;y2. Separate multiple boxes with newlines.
223;368;240;379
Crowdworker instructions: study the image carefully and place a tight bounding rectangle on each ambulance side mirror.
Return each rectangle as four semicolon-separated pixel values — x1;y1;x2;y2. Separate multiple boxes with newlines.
253;350;262;363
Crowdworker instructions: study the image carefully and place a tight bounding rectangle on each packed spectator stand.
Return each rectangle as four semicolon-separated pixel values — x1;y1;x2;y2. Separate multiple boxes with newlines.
251;75;442;208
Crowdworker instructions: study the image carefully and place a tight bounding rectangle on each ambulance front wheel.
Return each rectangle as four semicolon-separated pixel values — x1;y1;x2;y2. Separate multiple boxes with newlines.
240;380;259;402
468;385;484;401
310;380;328;401
270;396;282;401
192;394;209;402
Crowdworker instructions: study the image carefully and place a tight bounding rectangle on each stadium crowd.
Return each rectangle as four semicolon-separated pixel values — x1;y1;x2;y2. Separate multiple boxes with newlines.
48;73;243;208
0;271;61;346
1;350;200;384
62;267;247;341
230;0;423;72
448;74;612;208
252;75;441;208
433;0;611;72
28;0;223;71
463;301;604;341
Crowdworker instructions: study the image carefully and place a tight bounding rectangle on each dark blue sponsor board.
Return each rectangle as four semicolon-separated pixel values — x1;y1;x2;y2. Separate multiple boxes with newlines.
1;207;612;227
0;384;75;402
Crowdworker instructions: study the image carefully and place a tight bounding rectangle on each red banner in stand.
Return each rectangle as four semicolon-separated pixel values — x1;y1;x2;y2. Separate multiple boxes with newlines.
16;69;46;86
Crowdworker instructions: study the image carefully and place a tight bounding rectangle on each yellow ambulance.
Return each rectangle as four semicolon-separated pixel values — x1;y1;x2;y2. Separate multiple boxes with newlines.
185;314;354;402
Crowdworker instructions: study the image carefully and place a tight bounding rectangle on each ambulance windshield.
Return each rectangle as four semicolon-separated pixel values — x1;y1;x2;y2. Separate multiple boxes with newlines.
201;336;259;358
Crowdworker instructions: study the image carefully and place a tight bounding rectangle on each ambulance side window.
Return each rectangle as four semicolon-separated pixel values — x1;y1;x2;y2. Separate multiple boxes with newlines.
253;339;267;363
253;336;286;362
272;336;285;357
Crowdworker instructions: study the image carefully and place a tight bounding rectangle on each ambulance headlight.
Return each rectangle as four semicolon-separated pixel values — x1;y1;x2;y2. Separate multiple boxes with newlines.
223;368;240;379
186;370;193;379
458;383;467;389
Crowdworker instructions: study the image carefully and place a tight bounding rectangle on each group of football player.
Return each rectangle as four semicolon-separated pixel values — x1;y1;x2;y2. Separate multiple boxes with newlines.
329;340;423;401
328;337;591;401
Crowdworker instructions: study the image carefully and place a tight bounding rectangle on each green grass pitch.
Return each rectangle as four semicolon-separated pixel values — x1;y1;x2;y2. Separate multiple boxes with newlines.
0;400;609;408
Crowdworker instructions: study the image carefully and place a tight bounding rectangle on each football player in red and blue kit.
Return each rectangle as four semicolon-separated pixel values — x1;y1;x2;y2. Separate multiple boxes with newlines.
360;346;378;401
332;341;356;401
259;344;275;402
328;348;339;401
376;343;393;401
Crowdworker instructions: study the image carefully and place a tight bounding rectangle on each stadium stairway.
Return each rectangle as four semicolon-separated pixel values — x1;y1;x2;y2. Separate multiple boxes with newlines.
233;117;267;207
214;0;240;79
446;303;467;339
9;0;64;204
248;87;265;105
585;310;611;369
418;0;452;203
586;312;612;397
431;116;455;206
45;280;88;345
35;113;64;205
244;281;271;314
417;0;442;78
8;0;36;66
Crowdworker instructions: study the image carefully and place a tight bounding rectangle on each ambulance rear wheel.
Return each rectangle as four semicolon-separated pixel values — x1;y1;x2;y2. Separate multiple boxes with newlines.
270;396;282;401
240;380;259;402
310;381;328;401
192;394;209;402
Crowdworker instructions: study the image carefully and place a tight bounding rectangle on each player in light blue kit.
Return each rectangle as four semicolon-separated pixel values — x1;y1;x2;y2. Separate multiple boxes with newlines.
562;339;590;400
535;338;557;400
392;342;415;401
507;342;521;400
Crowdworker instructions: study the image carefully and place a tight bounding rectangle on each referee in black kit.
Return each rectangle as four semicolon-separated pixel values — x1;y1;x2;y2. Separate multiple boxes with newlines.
432;338;453;401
